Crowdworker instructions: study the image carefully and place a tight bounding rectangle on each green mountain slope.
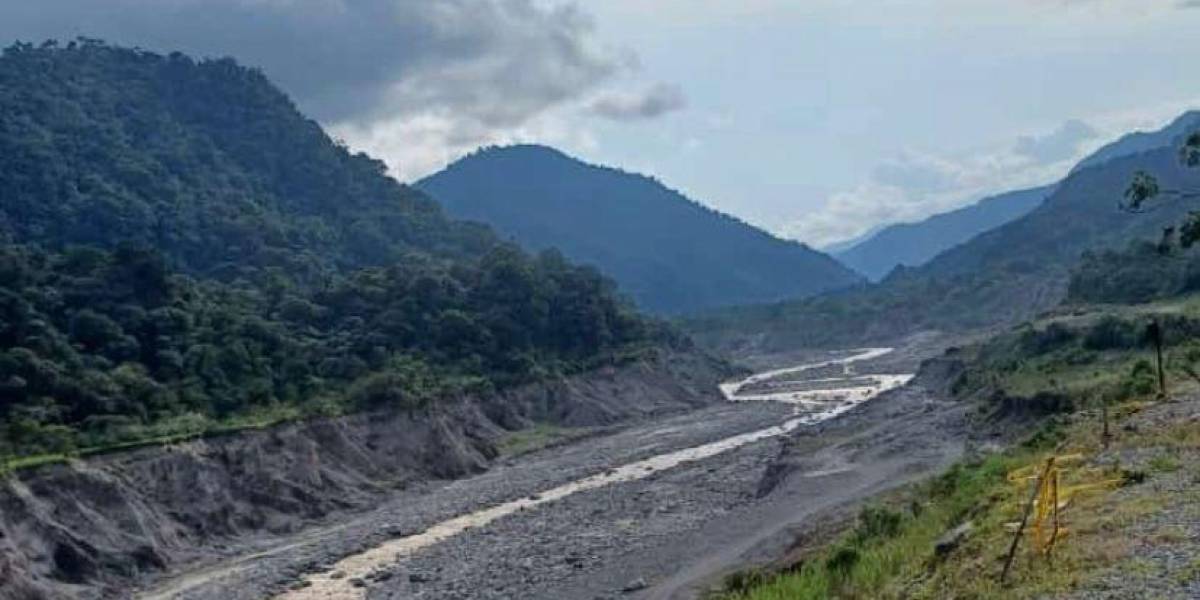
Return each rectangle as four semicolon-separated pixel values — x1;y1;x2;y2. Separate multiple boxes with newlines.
834;112;1200;281
0;41;674;460
836;185;1054;281
417;145;862;314
686;120;1200;352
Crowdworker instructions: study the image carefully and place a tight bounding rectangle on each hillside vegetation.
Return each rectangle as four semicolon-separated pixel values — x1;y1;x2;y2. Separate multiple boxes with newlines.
837;185;1052;281
723;297;1200;599
418;145;862;314
685;120;1200;354
0;41;674;463
834;111;1200;282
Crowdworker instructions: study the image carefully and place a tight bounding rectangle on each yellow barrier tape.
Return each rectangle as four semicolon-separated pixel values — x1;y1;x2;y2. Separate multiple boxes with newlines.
1006;453;1118;559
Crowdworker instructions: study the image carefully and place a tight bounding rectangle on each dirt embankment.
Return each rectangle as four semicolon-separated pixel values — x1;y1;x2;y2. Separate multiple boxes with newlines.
0;351;734;600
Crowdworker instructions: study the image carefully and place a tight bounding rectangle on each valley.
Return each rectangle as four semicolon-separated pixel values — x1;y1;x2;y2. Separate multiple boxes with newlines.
1;29;1199;600
127;345;963;600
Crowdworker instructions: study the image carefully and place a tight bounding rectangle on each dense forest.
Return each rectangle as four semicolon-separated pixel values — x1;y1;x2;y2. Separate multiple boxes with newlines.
0;41;674;461
1067;242;1200;305
418;145;862;314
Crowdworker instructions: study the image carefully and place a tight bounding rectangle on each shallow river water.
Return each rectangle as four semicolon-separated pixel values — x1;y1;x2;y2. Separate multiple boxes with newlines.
277;348;913;600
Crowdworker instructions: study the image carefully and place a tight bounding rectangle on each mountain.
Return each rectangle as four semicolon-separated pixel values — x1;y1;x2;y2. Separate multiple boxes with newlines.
820;224;886;255
1070;110;1200;174
685;115;1200;352
417;145;862;314
836;185;1054;280
0;41;678;461
833;111;1200;281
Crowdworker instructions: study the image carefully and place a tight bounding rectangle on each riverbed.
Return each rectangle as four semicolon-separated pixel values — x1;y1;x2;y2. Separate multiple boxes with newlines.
140;347;963;600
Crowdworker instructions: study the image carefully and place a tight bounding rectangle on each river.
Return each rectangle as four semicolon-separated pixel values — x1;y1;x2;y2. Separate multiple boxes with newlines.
273;348;913;600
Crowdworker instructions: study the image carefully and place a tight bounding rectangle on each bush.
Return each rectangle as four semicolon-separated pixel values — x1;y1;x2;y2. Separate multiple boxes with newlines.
1083;316;1141;351
852;506;904;544
1019;323;1076;354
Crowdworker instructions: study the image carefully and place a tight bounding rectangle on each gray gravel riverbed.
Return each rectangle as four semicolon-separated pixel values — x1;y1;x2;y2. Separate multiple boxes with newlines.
139;401;797;600
142;345;968;600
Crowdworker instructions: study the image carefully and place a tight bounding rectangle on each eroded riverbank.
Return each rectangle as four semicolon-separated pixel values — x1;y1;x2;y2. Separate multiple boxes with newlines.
137;346;963;600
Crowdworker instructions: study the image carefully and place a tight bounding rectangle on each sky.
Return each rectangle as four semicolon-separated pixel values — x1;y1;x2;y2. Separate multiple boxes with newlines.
3;0;1200;248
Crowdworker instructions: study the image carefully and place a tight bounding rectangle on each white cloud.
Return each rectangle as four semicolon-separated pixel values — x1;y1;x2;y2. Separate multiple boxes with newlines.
590;83;686;121
0;0;684;180
331;105;600;183
1014;119;1099;163
784;119;1108;247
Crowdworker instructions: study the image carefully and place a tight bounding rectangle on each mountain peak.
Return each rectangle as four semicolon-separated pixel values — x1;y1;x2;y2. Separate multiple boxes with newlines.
1071;109;1200;174
419;145;861;313
468;143;571;161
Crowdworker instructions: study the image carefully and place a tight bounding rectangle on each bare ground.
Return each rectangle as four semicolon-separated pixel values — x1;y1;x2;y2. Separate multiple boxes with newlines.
135;342;972;600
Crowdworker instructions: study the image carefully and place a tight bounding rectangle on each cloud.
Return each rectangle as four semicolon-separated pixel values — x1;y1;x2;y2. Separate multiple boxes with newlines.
870;152;962;194
0;0;678;179
590;83;686;121
1178;0;1200;8
785;119;1104;247
1013;119;1099;164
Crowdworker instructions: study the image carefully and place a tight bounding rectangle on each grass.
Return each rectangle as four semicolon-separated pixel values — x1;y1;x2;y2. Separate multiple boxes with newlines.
1148;454;1182;473
721;408;1166;600
720;452;1026;600
1176;558;1200;586
0;404;314;477
724;298;1200;600
496;423;577;456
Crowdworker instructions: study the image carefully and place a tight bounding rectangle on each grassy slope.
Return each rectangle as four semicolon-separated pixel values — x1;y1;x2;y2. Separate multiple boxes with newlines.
721;297;1200;599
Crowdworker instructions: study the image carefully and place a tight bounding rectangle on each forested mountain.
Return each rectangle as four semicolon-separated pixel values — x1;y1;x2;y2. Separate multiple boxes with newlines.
820;224;885;254
834;112;1200;281
0;41;674;460
919;145;1196;279
1070;110;1200;174
685;117;1200;352
836;185;1054;280
417;145;861;314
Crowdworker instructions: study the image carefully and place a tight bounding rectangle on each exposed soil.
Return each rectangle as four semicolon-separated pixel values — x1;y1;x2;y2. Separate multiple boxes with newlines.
0;350;736;600
2;340;976;600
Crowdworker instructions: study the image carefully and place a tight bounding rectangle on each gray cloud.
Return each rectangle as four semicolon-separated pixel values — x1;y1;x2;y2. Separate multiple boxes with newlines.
0;0;622;128
1178;0;1200;8
1013;118;1099;164
871;154;960;194
590;83;686;121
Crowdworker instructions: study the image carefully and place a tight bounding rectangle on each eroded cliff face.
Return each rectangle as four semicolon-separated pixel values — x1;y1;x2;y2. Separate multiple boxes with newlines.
0;351;733;600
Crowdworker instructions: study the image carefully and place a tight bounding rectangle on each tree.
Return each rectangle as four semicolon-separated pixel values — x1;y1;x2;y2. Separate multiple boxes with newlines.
1124;132;1200;248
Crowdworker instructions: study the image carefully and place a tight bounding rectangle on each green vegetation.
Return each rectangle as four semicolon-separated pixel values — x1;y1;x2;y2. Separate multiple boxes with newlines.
495;423;577;456
418;145;862;314
721;453;1026;600
683;264;1057;352
836;185;1052;281
949;303;1200;413
0;41;678;463
1068;242;1200;305
720;406;1190;600
722;296;1200;599
684;117;1200;354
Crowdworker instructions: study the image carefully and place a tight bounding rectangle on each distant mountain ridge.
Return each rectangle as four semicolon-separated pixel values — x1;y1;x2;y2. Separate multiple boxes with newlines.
417;145;862;314
685;110;1200;352
836;185;1055;280
1071;110;1200;174
835;110;1200;280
